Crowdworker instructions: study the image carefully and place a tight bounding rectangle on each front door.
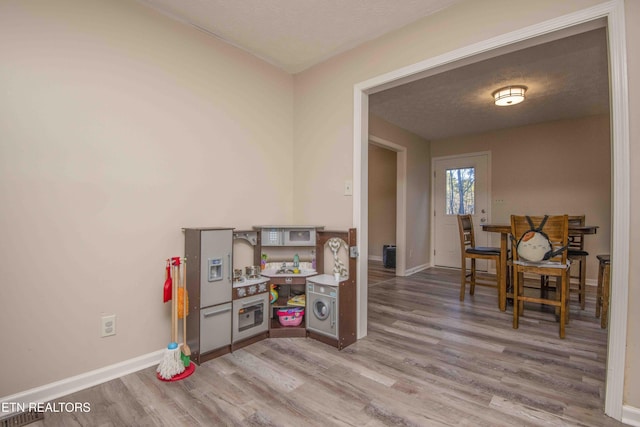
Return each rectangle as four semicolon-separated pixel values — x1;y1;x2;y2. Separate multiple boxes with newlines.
433;153;490;268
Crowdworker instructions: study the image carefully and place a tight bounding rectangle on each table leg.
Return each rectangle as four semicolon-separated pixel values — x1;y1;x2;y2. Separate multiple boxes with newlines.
499;232;508;311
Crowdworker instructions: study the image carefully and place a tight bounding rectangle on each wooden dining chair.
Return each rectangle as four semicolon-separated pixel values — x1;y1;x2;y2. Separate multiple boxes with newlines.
596;254;611;328
540;215;589;309
568;215;589;309
457;214;501;306
511;215;570;338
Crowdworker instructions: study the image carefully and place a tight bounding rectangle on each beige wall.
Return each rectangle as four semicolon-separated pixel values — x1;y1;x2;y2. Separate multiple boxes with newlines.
292;0;608;226
368;145;397;259
0;0;294;396
292;0;638;409
431;115;611;282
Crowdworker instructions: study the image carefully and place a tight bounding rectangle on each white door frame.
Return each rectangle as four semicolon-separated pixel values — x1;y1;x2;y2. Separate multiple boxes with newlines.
353;1;628;419
369;135;407;277
431;152;492;268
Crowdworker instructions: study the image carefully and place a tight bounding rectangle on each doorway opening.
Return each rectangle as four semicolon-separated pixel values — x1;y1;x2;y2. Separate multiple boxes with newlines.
368;136;407;278
353;3;629;419
368;145;397;273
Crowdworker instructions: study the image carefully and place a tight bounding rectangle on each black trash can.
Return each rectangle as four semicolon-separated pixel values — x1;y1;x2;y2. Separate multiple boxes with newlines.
383;245;396;269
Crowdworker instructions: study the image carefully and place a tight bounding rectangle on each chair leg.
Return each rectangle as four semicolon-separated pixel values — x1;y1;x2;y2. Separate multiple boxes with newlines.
506;263;513;304
513;268;519;330
518;272;525;316
559;273;567;339
470;259;476;295
460;257;467;301
540;275;550;299
596;262;604;318
601;264;610;329
496;257;502;310
579;257;586;310
563;273;570;324
554;275;561;320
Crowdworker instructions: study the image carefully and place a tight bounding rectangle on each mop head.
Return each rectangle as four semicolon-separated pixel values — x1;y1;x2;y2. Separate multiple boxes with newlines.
157;342;186;380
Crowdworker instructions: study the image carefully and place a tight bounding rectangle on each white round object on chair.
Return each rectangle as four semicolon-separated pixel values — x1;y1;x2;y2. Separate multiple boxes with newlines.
518;231;551;262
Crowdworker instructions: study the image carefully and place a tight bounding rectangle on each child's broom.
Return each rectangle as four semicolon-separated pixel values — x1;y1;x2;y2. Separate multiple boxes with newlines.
179;257;190;367
157;259;186;380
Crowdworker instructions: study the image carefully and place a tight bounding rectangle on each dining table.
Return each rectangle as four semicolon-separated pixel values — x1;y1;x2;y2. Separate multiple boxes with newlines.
481;223;599;312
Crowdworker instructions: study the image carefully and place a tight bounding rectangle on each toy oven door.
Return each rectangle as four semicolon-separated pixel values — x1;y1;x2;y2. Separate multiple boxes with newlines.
232;293;268;343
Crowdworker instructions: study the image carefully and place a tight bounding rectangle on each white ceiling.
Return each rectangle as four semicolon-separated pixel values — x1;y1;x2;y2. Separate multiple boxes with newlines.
136;0;610;141
137;0;461;73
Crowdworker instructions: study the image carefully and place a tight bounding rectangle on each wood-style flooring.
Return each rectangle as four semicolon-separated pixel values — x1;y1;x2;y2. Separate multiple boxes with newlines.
34;262;621;426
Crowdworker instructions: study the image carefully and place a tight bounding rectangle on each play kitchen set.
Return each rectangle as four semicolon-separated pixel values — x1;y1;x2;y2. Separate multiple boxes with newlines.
158;226;357;379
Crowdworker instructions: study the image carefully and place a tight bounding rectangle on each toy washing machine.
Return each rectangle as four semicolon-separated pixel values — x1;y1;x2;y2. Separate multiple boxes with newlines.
306;275;339;339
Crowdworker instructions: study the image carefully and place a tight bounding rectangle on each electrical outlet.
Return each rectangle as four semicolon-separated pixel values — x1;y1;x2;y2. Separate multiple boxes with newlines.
101;314;116;337
344;180;353;196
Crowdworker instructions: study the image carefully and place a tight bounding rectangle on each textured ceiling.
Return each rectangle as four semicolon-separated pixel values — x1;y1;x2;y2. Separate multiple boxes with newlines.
136;1;610;141
369;27;610;141
137;0;461;73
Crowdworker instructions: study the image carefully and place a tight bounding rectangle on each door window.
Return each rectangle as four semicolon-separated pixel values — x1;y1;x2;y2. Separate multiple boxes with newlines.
445;167;475;215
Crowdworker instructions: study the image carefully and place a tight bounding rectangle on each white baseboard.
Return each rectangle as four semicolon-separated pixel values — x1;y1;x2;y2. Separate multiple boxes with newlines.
0;349;164;411
405;263;429;276
368;255;383;261
623;404;640;426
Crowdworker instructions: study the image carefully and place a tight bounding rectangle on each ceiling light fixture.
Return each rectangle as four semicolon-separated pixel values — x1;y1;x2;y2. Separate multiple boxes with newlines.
492;85;527;106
